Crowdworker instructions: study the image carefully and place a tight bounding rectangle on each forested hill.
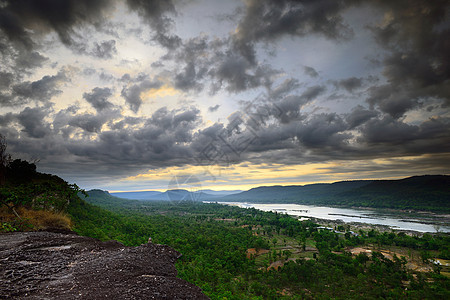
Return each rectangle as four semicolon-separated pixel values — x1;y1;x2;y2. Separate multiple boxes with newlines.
219;175;450;212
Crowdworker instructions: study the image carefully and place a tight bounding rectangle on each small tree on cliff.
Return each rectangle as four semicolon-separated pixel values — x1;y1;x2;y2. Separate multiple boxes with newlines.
0;134;11;185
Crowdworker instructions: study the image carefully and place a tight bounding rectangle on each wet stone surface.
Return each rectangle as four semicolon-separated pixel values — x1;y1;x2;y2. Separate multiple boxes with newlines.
0;231;208;299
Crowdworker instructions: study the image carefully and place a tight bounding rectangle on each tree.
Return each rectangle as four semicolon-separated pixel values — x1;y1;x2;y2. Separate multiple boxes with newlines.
0;134;11;185
272;238;277;248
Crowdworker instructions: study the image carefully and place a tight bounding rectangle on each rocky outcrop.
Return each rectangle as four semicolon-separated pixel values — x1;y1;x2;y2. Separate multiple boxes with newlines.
0;231;209;299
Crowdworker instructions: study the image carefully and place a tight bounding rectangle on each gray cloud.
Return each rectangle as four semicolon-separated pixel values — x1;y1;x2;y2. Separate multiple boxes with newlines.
208;105;220;112
0;0;111;48
121;78;163;113
356;116;450;157
0;72;14;89
0;5;34;50
345;105;378;129
0;0;449;187
1;70;67;106
274;85;326;123
126;0;181;49
68;113;109;133
365;0;450;115
14;51;49;71
232;0;354;64
367;84;420;118
303;66;319;78
91;40;117;59
66;106;201;168
0;112;15;127
174;61;204;91
295;113;350;149
163;34;282;95
333;77;363;92
212;56;278;93
83;87;114;112
17;106;51;138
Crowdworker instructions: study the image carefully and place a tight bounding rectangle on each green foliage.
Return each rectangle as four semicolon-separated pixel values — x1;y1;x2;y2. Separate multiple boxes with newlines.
0;178;81;213
68;190;450;299
0;222;17;232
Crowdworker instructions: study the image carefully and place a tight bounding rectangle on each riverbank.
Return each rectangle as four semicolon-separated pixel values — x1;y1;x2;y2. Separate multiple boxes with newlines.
209;201;450;233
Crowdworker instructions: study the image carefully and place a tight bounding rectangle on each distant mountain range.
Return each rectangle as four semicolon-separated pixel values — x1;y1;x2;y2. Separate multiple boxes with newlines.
106;175;449;212
110;189;242;201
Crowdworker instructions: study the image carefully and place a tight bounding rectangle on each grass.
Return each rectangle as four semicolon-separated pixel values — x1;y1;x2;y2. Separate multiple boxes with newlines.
0;205;72;232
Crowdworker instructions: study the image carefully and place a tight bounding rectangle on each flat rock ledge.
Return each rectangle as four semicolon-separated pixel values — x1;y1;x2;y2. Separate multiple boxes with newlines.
0;231;209;299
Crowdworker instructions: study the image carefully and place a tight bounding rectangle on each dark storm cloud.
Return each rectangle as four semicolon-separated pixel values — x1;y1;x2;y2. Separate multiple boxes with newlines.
163;34;282;95
214;55;253;92
213;57;278;93
161;0;353;93
0;0;111;47
0;5;34;49
121;78;163;113
0;112;14;126
366;84;420;119
0;0;180;66
295;113;350;149
0;0;448;183
125;0;181;49
333;77;363;92
66;106;202;168
345;105;378;129
366;0;450;114
174;62;204;91
232;0;354;64
83;87;114;112
52;105;79;138
0;0;116;69
360;116;426;144
68;113;109;133
1;70;67;106
276;85;326;123
12;72;66;101
1;105;204;175
17;106;51;138
357;116;450;157
14;51;48;71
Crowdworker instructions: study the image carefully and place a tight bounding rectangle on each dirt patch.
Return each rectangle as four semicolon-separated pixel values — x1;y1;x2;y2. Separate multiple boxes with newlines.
348;246;437;274
0;231;208;299
246;248;269;259
267;260;284;271
349;247;372;256
267;258;298;271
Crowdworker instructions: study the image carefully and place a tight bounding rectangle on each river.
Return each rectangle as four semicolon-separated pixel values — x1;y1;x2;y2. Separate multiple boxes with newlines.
207;202;450;233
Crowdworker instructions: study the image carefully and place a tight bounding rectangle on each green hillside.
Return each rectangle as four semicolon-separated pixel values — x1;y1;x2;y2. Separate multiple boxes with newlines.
221;175;450;212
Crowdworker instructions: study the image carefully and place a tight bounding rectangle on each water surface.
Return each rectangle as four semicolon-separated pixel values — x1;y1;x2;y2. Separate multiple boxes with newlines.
208;202;450;233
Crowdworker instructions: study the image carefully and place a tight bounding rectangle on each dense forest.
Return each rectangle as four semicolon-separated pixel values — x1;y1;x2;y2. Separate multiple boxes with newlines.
1;136;449;298
70;190;450;299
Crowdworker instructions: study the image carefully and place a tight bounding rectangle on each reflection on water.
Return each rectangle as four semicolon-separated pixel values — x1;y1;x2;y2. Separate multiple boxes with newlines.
208;202;450;233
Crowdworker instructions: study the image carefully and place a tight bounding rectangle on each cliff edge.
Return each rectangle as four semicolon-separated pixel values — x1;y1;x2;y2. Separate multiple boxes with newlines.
0;231;209;299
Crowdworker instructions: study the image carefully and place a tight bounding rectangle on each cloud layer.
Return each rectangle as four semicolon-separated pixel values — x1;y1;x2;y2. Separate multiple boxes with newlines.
0;0;449;189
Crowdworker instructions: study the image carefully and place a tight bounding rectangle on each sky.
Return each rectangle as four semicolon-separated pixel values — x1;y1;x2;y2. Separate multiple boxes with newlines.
0;0;449;192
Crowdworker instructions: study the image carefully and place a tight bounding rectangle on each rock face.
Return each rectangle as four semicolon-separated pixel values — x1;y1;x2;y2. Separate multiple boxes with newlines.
0;231;209;299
